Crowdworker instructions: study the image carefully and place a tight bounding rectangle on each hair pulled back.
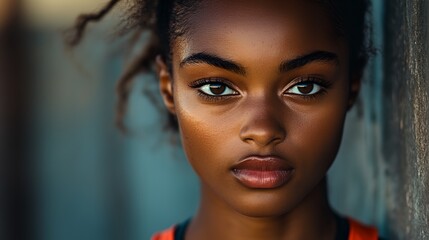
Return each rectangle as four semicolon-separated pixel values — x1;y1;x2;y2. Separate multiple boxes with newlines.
66;0;372;131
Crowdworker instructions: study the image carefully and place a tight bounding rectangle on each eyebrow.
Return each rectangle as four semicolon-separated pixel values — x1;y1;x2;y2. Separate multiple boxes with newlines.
279;51;339;72
180;50;338;75
180;52;246;75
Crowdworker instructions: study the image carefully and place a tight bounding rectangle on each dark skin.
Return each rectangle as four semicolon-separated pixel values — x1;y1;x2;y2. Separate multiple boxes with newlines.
157;0;360;239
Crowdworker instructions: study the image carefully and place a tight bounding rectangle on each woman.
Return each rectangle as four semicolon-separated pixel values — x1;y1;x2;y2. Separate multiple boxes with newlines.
69;0;381;239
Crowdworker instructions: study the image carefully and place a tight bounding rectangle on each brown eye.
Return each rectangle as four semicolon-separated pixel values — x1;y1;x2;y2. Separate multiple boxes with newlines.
297;84;314;94
209;84;226;95
286;82;322;95
199;83;237;96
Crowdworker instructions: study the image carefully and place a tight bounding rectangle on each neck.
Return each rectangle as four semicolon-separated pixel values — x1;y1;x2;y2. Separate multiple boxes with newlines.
187;178;336;240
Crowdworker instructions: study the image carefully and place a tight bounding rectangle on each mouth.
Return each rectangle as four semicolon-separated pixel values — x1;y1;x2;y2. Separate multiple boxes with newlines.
231;156;294;189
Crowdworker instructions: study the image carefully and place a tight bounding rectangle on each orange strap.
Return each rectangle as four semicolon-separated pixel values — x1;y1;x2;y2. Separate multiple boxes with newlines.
151;226;175;240
348;218;378;240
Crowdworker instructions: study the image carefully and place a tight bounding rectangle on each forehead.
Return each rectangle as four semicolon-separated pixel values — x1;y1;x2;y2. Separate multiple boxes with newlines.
191;0;331;29
174;0;346;62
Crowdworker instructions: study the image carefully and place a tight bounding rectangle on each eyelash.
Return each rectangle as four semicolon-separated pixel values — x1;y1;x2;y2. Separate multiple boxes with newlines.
285;76;332;100
189;78;239;102
189;76;332;102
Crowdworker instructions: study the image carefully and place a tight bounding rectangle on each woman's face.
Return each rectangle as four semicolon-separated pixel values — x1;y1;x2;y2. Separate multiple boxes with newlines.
159;0;358;217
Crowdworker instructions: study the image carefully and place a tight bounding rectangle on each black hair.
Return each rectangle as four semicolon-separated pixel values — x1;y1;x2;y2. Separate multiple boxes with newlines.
66;0;372;132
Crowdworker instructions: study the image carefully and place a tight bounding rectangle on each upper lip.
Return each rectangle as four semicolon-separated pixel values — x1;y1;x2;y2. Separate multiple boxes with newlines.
231;155;294;171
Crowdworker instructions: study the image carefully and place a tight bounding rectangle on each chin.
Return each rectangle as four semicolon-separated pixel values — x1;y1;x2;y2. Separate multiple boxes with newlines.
228;191;301;218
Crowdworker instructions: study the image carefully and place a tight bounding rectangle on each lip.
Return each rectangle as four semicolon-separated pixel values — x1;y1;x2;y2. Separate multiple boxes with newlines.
231;156;294;189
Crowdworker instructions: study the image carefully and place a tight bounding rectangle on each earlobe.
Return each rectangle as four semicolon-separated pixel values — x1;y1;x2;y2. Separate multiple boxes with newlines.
156;55;176;115
347;75;361;110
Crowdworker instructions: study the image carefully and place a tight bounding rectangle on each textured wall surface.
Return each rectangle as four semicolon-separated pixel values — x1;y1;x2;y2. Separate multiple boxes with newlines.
384;0;429;239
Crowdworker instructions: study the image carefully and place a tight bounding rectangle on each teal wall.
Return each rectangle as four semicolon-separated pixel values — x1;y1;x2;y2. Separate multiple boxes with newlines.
328;0;387;234
29;30;200;240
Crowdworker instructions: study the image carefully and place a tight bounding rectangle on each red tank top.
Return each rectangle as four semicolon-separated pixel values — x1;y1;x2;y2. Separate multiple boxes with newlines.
151;217;378;240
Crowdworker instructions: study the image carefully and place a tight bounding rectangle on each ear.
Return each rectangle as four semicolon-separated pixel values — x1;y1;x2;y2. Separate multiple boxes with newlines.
347;74;362;110
156;55;176;115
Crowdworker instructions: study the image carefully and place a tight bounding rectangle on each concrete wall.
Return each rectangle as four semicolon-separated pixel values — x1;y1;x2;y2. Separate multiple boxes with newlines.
384;0;429;239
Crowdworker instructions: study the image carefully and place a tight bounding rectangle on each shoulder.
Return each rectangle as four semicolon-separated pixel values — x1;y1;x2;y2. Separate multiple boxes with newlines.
347;217;381;240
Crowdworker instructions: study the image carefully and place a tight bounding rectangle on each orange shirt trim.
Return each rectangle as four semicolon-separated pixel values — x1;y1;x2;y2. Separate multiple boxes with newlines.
151;218;379;240
348;217;378;240
151;226;175;240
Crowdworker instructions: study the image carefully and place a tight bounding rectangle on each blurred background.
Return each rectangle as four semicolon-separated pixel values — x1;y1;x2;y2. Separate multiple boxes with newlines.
0;0;428;240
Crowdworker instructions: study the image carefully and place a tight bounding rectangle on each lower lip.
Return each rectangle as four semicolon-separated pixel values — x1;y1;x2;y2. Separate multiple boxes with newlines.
232;169;294;189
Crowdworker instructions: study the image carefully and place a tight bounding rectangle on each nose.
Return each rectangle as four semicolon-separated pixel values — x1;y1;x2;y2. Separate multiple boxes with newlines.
239;98;286;147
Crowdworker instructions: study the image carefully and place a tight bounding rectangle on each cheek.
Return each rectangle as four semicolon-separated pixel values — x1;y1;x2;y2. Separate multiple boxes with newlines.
289;97;348;177
174;93;236;179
